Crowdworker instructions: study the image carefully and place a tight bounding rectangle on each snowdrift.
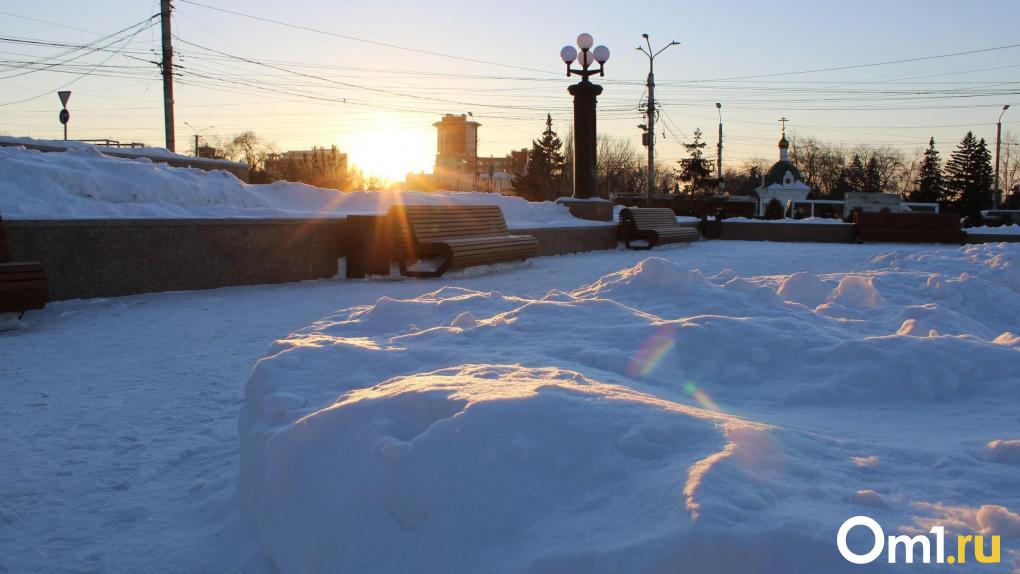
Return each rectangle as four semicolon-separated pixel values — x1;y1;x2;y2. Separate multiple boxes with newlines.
0;142;591;227
241;243;1020;573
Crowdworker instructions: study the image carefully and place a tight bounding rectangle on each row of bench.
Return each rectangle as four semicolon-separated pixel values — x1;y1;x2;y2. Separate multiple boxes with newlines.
384;206;968;277
1;207;968;318
358;205;700;279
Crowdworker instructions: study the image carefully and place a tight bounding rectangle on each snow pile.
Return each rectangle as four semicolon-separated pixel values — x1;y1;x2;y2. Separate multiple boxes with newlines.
0;144;594;227
0;134;236;162
723;216;849;224
241;242;1020;572
244;365;773;573
967;224;1020;235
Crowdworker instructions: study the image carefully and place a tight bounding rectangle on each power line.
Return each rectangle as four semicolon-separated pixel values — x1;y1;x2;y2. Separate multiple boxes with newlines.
685;42;1020;82
0;9;101;34
177;0;559;76
0;19;158;107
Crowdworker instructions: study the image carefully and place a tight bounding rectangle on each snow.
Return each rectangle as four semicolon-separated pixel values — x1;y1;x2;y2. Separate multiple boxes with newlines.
724;216;849;224
237;242;1018;572
0;135;230;163
3;240;1020;573
0;144;598;227
968;224;1020;235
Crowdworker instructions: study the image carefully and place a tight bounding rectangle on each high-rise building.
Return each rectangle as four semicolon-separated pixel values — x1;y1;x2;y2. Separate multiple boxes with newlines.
433;114;479;190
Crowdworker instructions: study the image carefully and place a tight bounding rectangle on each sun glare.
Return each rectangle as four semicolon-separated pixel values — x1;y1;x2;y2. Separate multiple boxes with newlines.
347;115;433;184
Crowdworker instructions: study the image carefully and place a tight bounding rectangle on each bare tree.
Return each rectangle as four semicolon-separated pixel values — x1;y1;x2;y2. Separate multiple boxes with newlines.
788;135;906;198
1000;131;1020;204
597;135;639;198
227;131;274;171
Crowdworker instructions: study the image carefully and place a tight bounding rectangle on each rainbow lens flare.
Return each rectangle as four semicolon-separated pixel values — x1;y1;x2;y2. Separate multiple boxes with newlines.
627;326;676;378
683;381;721;412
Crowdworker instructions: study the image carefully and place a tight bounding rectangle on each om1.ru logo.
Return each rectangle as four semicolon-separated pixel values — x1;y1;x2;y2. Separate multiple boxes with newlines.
837;516;1000;565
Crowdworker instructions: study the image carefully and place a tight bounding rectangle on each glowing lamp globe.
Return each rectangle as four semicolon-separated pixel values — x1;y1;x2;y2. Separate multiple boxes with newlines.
593;45;610;64
560;46;578;64
576;33;594;51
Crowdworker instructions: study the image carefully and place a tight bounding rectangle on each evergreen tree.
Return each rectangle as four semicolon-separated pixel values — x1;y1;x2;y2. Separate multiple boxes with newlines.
864;156;883;193
944;131;993;215
675;128;714;195
910;137;943;203
512;114;565;201
844;154;866;193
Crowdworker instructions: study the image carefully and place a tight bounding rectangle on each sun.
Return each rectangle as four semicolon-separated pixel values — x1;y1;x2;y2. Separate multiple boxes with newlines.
346;115;434;184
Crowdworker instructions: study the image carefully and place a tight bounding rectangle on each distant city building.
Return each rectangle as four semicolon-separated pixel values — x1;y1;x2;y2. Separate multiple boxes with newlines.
755;129;810;216
434;114;479;190
196;145;226;160
263;146;348;189
510;148;529;177
423;114;529;192
476;149;529;193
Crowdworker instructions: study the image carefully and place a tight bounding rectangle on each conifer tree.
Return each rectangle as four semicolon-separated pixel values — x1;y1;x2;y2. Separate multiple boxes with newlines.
512;114;565;201
864;156;883;193
844;154;866;193
675;128;714;195
944;131;993;216
910;137;943;203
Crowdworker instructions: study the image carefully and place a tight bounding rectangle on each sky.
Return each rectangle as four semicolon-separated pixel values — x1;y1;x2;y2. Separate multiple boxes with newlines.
1;0;1018;181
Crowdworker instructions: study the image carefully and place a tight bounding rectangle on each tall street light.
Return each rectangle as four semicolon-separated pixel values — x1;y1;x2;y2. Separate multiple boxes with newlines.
560;33;610;200
716;102;723;194
994;104;1010;209
637;34;679;201
184;122;215;157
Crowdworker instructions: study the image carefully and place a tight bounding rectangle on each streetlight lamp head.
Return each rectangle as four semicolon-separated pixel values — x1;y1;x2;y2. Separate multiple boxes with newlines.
593;45;610;64
560;46;578;64
578;50;594;66
716;102;721;109
576;33;594;50
641;33;649;39
1006;105;1011;111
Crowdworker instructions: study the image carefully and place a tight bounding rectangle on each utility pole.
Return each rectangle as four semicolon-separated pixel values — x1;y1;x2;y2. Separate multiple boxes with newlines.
637;34;679;202
160;0;176;152
994;105;1010;209
716;102;723;194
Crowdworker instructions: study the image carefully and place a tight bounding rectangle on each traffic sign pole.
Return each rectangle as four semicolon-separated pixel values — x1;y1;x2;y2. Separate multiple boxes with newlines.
57;91;71;140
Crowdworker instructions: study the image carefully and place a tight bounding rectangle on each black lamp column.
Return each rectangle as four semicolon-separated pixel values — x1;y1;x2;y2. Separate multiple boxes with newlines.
560;34;610;199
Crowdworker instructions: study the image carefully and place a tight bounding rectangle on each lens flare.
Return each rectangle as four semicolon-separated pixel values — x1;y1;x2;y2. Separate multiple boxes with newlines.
684;381;721;412
627;326;676;378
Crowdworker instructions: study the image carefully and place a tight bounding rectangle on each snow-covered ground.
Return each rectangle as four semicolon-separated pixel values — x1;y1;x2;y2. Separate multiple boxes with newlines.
723;216;849;224
968;224;1020;236
0;143;595;227
3;241;1018;573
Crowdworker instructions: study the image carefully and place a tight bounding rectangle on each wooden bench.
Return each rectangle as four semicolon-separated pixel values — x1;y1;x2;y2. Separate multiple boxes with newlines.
619;207;700;250
853;211;964;244
0;215;49;317
388;205;539;277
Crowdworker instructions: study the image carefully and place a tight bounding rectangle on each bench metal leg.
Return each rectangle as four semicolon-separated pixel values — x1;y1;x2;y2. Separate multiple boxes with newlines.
398;253;452;278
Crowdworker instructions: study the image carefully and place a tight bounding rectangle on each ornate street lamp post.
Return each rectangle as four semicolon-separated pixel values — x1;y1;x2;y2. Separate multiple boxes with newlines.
560;33;610;200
